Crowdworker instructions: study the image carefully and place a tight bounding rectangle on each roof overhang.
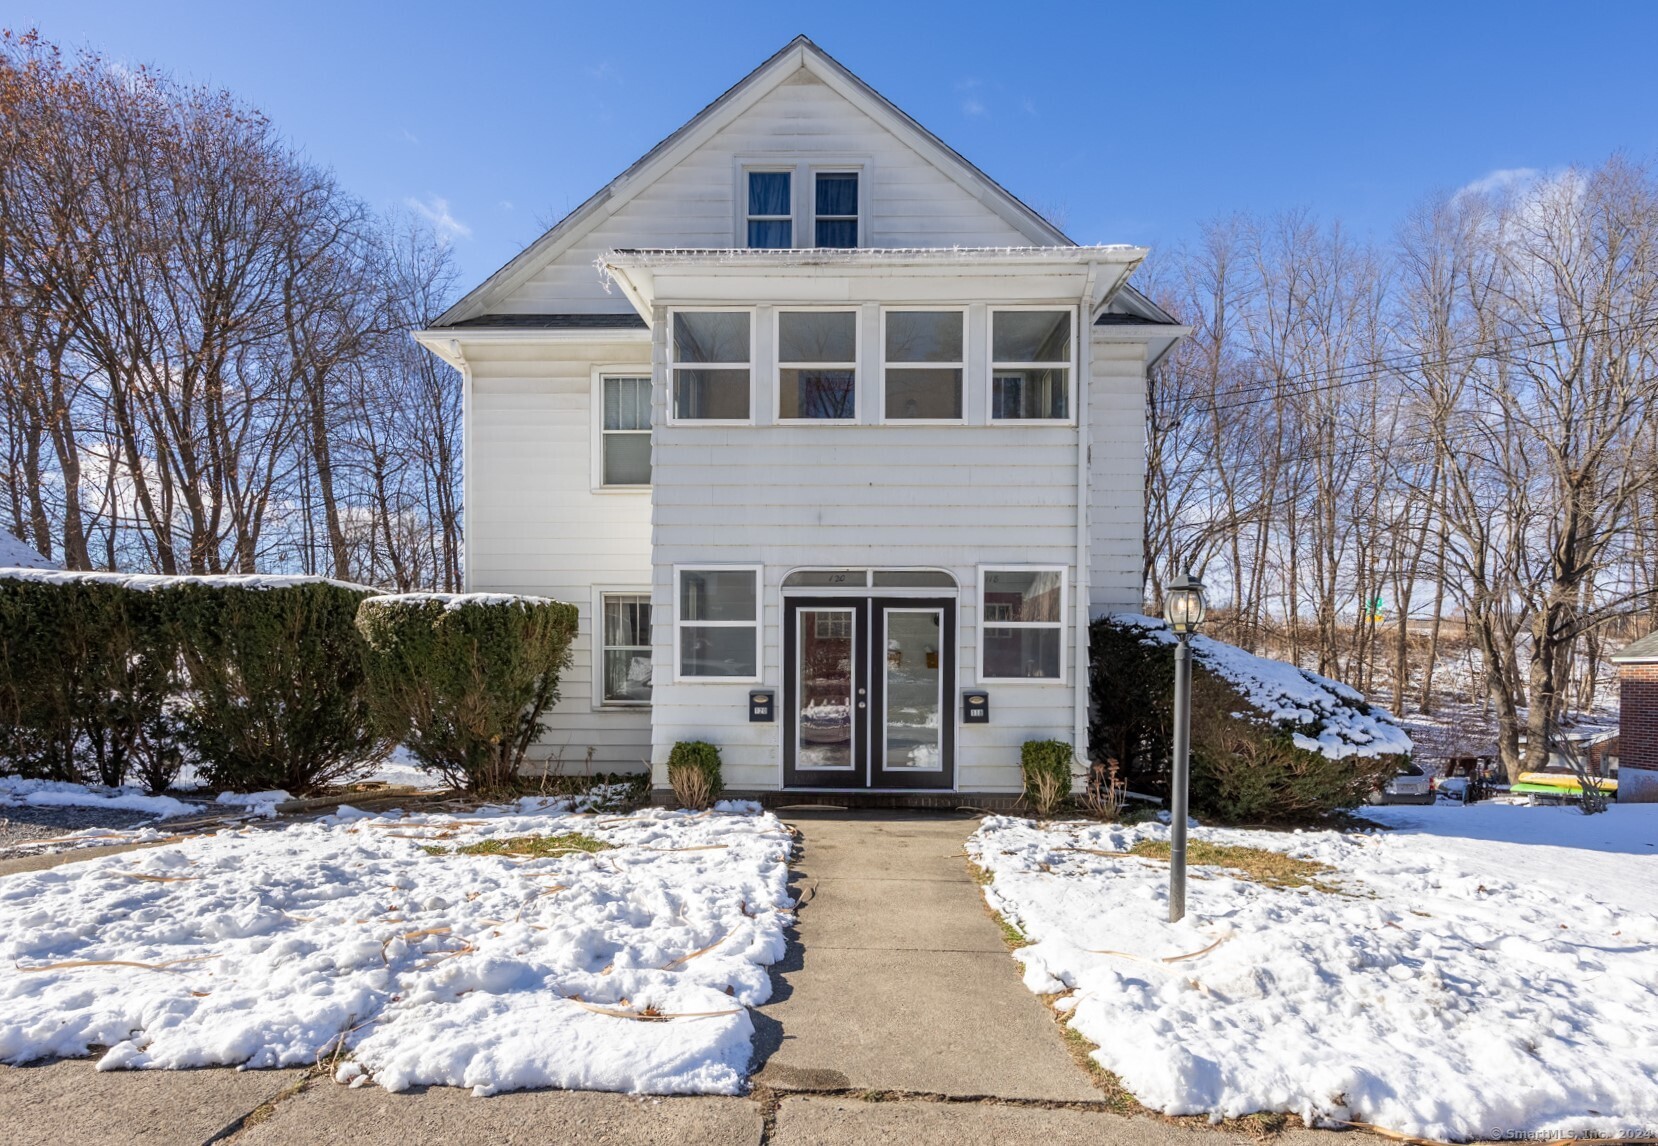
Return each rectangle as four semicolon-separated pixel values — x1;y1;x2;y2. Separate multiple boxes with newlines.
411;325;650;371
597;245;1148;314
1612;631;1658;665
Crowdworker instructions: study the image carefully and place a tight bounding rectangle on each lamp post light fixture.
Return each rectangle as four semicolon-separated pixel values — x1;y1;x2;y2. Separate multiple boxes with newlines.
1164;571;1206;923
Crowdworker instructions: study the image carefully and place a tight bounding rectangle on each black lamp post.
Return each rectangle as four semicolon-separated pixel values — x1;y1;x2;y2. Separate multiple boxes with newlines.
1164;571;1206;923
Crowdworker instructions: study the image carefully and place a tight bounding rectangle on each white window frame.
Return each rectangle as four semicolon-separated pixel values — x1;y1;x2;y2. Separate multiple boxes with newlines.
590;366;653;493
673;564;763;684
977;565;1068;683
774;306;861;425
592;586;653;708
742;165;796;250
987;305;1078;426
809;168;863;250
667;308;755;426
879;306;968;425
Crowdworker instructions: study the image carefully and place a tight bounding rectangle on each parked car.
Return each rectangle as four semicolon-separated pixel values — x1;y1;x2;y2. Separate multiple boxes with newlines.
1368;761;1434;805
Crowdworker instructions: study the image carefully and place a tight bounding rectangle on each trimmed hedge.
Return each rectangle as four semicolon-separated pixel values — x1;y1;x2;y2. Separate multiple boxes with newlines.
1089;617;1403;824
0;573;181;789
166;577;390;795
667;740;723;809
357;593;579;792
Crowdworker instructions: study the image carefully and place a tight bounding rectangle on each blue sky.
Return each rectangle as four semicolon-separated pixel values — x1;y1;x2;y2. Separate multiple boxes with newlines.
13;1;1658;290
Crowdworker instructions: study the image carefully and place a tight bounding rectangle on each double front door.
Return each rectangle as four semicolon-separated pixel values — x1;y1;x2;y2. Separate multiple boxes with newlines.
782;596;956;789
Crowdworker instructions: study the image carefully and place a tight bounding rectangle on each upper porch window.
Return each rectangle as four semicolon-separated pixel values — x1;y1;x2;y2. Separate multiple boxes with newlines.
742;165;862;249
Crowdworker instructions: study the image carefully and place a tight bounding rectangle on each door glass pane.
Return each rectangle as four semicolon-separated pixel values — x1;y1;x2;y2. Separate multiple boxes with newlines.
884;609;943;770
798;608;855;770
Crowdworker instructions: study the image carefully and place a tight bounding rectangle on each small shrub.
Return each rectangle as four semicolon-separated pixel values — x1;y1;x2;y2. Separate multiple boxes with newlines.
1021;739;1075;817
667;740;722;810
0;572;182;788
168;577;389;795
357;593;579;793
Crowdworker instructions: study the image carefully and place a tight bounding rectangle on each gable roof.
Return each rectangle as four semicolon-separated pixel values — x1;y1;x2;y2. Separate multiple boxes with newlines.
1613;630;1658;664
434;35;1108;329
0;531;57;569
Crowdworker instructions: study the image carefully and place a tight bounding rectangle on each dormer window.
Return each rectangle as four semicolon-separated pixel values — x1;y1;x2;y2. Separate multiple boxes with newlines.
814;172;858;248
747;170;792;249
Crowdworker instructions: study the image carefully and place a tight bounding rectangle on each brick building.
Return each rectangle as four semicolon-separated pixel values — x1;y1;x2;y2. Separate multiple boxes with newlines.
1612;631;1658;802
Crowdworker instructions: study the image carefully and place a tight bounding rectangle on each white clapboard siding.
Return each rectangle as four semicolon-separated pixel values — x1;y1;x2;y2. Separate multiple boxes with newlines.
464;339;654;772
1088;337;1149;615
491;70;1036;314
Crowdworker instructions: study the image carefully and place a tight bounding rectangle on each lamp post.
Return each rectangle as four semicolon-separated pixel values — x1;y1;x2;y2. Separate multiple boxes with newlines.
1164;572;1206;923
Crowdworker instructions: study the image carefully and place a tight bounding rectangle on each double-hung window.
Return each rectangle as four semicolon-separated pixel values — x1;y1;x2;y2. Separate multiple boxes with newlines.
990;309;1074;421
747;170;792;249
676;567;760;680
814;172;858;248
599;593;652;705
883;309;965;420
599;375;651;486
671;311;751;422
777;309;857;421
979;567;1066;680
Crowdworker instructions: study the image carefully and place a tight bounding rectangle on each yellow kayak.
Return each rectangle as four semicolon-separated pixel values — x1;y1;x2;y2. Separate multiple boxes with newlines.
1515;771;1617;793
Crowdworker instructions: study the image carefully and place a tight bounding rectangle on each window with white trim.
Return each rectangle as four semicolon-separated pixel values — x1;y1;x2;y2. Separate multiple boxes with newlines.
600;376;651;486
883;309;964;420
677;567;760;679
980;567;1065;680
746;170;792;249
814;172;858;248
599;593;652;704
671;311;751;421
990;309;1073;420
777;309;857;420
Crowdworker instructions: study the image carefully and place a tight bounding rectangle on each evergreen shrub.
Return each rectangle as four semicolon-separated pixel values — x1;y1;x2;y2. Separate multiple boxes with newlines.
666;740;723;809
1088;616;1404;824
167;577;388;794
357;593;578;792
1020;739;1075;816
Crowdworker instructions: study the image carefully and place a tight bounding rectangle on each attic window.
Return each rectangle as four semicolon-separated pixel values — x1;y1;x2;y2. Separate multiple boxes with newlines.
747;171;792;249
814;172;858;248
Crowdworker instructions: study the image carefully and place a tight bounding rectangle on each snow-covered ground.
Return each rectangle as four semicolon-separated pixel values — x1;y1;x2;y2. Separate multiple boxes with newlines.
0;800;793;1095
969;804;1658;1141
0;776;203;820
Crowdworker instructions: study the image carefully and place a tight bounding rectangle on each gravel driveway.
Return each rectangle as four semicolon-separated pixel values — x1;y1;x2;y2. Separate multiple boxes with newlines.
0;805;185;858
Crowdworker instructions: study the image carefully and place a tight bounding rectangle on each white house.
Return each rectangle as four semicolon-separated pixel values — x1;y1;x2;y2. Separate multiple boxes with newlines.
415;37;1185;800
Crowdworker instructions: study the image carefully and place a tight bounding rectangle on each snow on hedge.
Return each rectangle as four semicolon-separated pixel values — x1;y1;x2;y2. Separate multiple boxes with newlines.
361;591;559;610
0;776;201;820
1110;613;1412;759
969;808;1658;1140
0;567;378;593
0;801;793;1095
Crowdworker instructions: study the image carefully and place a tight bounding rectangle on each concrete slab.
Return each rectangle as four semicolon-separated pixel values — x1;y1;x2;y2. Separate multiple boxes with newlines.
755;811;1100;1103
235;1080;763;1146
802;876;1008;952
772;1096;1348;1146
0;1059;303;1146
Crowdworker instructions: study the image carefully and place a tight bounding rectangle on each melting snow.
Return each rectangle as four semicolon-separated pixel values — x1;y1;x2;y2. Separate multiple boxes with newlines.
968;805;1658;1140
1110;614;1413;759
0;801;794;1095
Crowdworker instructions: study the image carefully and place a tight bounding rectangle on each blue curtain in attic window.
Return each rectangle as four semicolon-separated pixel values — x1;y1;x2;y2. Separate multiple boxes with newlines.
748;171;791;248
815;173;858;248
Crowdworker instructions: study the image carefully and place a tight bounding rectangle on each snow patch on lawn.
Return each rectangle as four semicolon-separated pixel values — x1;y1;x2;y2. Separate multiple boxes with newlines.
968;806;1658;1140
0;776;201;820
1110;614;1413;759
0;802;794;1095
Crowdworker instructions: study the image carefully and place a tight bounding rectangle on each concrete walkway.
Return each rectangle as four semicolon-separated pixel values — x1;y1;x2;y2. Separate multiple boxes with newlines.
754;809;1100;1101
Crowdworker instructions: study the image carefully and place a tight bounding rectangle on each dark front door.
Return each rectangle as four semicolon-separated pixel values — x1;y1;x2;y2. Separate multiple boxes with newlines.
783;596;955;789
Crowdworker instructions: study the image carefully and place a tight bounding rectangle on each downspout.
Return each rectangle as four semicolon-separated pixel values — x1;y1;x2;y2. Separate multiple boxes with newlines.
450;338;473;592
1074;272;1095;789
